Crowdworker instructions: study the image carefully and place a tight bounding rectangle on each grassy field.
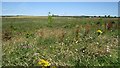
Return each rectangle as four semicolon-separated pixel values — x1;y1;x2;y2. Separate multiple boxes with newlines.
2;16;119;66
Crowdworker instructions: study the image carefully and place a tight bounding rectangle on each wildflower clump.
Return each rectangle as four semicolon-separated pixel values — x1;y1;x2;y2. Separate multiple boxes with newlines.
38;59;51;67
97;30;103;35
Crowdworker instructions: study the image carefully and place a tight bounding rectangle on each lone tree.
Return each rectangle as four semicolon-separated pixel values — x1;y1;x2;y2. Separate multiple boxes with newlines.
48;12;53;24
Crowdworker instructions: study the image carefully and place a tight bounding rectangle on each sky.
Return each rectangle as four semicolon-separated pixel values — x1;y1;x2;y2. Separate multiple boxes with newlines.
2;0;120;2
2;2;118;16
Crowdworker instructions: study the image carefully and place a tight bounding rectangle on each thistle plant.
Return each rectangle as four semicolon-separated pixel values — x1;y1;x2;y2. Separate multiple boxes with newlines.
75;25;80;41
48;12;53;24
59;30;66;43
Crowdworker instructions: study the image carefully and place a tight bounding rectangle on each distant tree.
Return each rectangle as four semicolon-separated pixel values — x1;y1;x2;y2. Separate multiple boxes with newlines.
114;16;116;18
52;14;59;17
105;15;107;18
52;14;54;16
108;15;110;18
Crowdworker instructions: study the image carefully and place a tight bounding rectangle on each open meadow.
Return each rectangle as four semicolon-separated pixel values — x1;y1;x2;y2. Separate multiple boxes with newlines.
2;16;119;66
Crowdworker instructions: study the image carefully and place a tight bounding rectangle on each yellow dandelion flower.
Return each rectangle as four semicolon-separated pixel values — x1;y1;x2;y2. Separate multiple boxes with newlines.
97;30;103;34
38;59;51;66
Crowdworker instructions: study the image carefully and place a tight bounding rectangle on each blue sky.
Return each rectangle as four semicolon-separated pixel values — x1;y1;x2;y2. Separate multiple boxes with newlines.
2;2;118;16
2;0;120;2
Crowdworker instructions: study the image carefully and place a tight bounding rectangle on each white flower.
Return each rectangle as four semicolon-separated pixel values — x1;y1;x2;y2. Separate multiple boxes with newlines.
96;42;99;45
75;49;78;52
75;41;78;43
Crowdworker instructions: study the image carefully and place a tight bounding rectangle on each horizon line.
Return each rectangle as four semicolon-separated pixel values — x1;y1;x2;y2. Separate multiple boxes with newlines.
1;14;118;16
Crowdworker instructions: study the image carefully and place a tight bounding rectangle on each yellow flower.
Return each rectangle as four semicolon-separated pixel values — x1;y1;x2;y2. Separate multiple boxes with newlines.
97;30;103;34
38;59;51;66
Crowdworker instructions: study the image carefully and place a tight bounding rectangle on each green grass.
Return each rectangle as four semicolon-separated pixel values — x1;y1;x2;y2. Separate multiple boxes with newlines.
2;16;119;66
